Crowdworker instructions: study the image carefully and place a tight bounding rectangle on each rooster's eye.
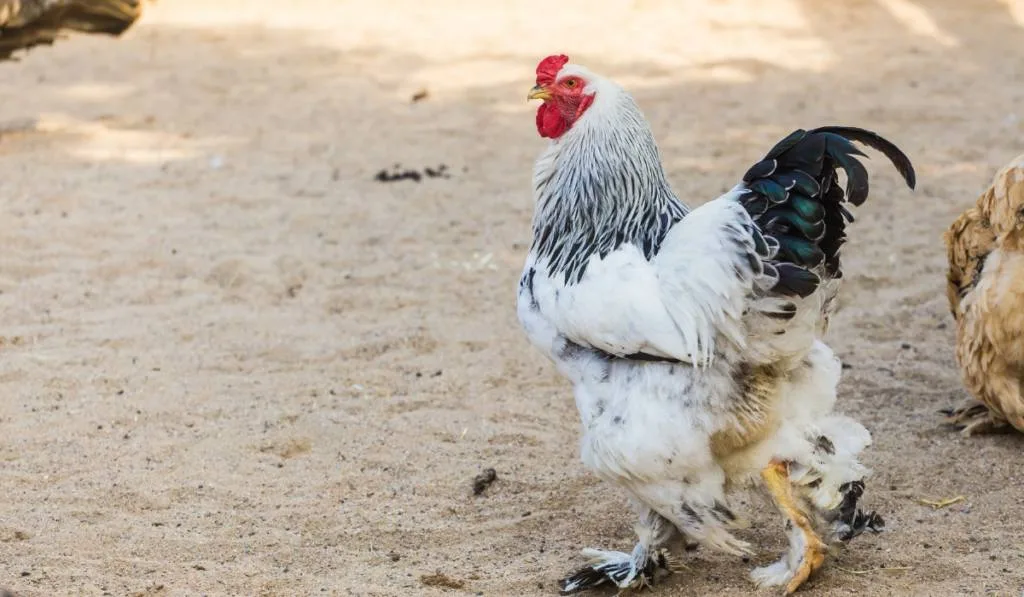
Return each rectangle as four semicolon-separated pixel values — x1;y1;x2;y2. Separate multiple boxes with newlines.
563;79;577;88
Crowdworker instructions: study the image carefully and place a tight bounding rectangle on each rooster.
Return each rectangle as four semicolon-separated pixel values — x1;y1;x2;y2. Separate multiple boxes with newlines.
943;155;1024;436
0;0;141;62
516;55;915;594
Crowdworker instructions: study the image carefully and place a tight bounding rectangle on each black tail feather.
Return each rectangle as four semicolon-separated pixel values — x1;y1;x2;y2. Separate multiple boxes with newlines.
820;133;870;205
764;129;808;160
736;126;915;297
774;263;821;298
810;126;917;189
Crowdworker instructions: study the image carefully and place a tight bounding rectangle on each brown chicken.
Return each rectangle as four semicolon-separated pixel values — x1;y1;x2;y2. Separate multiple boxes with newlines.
0;0;141;62
943;154;1024;436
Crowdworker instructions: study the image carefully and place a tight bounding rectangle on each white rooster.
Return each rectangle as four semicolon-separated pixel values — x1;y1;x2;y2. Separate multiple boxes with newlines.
516;54;915;594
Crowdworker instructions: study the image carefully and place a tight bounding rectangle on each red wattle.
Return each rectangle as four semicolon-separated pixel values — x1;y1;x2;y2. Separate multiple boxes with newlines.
536;103;567;139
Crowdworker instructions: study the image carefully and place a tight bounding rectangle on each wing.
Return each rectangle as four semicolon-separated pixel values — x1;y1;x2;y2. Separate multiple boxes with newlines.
943;206;994;321
653;194;779;365
524;196;773;367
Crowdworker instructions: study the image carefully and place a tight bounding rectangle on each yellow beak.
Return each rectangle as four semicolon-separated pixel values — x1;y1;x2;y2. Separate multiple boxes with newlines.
527;85;552;101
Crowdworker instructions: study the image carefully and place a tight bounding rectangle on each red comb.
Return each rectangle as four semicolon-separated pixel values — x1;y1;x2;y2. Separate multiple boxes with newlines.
536;54;569;86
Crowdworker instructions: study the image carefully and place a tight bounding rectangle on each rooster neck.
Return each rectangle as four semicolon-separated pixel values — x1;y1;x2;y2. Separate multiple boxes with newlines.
530;91;687;285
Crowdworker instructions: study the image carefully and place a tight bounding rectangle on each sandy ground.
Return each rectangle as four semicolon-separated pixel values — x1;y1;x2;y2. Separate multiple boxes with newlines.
1;0;1023;595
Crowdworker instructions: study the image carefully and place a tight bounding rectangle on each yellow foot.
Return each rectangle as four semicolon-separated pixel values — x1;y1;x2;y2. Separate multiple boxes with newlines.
784;535;826;594
760;459;829;595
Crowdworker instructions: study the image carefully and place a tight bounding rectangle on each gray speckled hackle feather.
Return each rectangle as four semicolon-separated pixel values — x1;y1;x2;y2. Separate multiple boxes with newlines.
530;91;688;285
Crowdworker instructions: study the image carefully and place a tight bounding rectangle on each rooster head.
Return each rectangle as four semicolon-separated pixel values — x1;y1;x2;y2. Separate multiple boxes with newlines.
528;54;596;139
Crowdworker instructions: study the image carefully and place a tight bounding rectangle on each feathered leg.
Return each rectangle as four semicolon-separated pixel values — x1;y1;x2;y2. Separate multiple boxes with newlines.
560;504;677;594
754;460;826;594
561;473;750;595
754;422;882;593
791;418;883;544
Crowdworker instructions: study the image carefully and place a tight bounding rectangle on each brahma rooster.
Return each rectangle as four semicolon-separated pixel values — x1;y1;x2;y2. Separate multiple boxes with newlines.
516;54;915;594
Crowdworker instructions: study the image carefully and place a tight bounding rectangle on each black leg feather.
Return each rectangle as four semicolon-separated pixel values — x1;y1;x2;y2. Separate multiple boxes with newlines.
831;480;885;542
558;550;672;595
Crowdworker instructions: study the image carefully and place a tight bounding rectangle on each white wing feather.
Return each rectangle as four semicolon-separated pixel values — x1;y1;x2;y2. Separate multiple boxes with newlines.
654;191;761;364
531;189;763;366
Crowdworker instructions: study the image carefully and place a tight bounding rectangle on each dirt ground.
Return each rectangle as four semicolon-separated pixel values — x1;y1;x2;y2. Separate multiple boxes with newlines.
1;0;1023;595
